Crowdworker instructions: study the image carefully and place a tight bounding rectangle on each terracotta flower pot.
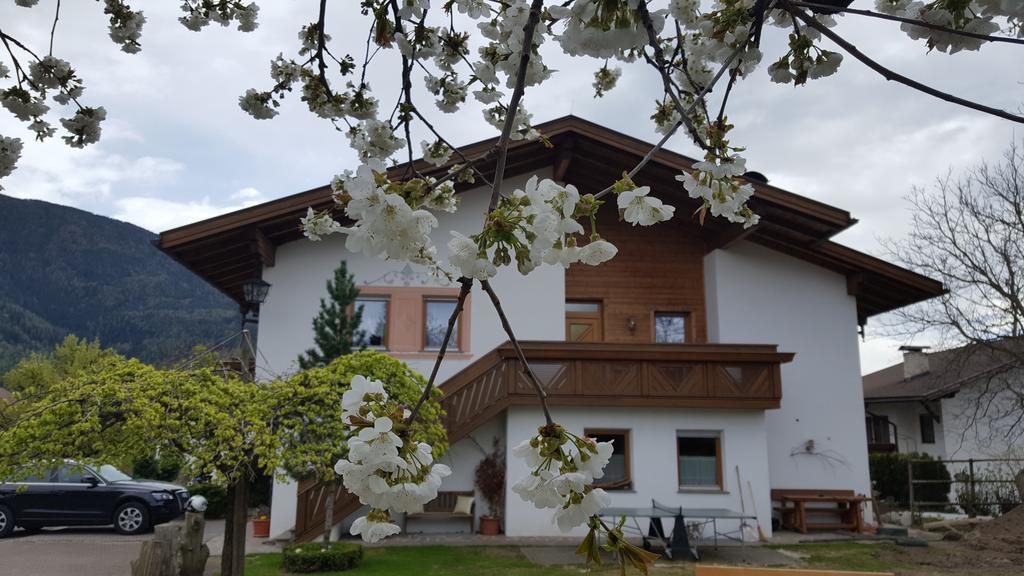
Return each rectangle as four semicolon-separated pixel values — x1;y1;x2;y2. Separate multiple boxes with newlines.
478;516;501;535
252;517;270;538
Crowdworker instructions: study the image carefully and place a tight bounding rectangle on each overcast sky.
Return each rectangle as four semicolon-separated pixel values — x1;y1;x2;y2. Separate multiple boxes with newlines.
1;2;1020;374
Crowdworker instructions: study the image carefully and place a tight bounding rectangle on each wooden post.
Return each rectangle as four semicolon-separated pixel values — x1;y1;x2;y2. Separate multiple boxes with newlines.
180;512;210;576
130;524;181;576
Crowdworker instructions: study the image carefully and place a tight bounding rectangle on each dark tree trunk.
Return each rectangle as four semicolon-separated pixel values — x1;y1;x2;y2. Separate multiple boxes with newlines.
220;477;250;576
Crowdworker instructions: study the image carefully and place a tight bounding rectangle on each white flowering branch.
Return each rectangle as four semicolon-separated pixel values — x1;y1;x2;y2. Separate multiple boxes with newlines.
789;1;1024;46
780;0;1024;124
487;0;545;211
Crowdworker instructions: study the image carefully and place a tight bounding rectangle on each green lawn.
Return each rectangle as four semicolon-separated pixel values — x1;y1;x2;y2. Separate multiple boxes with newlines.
229;542;958;576
236;545;693;576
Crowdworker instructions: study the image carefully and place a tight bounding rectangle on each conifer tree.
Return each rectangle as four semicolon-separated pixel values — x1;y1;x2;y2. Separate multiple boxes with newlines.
297;261;364;369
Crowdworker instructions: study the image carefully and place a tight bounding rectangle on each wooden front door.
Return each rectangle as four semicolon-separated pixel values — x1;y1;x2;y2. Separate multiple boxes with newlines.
566;301;602;342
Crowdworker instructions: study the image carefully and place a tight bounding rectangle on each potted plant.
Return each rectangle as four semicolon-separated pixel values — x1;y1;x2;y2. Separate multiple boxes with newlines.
251;506;270;538
474;437;505;535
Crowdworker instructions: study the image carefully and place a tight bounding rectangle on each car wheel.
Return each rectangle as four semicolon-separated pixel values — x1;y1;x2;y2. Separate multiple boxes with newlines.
113;502;149;535
0;504;14;538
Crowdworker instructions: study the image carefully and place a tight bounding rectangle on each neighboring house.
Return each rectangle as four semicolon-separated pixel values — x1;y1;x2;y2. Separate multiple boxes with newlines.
157;116;942;541
0;387;12;404
863;343;1023;462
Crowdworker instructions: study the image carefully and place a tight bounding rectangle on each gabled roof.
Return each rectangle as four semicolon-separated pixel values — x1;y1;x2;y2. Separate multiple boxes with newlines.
156;115;942;321
863;341;1024;403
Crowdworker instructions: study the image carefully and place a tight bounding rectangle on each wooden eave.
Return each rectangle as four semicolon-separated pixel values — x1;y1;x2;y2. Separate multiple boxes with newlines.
156;116;941;318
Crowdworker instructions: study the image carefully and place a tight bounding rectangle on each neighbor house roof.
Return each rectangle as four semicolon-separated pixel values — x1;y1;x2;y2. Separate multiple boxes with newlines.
156;115;943;322
0;387;13;404
863;341;1024;403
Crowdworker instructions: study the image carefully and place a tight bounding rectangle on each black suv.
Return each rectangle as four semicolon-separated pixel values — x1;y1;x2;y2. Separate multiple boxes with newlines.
0;462;189;537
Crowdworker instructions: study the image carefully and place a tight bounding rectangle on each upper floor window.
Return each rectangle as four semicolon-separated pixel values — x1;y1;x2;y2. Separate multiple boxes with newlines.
919;414;936;444
585;429;631;490
677;431;722;489
655;312;687;343
355;296;388;349
424;298;460;350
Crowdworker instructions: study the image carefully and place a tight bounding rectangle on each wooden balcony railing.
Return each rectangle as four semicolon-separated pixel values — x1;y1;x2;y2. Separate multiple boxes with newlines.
443;341;794;443
293;340;794;542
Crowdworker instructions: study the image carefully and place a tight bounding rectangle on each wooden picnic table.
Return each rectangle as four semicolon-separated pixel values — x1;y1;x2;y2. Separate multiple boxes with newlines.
771;490;869;534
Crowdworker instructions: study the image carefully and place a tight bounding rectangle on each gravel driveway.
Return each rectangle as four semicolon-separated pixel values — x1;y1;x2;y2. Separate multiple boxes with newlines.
0;520;252;576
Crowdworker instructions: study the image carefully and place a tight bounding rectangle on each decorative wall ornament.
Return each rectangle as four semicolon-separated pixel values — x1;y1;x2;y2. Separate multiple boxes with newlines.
364;264;453;287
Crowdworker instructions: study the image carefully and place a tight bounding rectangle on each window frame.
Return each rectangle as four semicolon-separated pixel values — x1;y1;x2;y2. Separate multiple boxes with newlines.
653;311;689;344
676;430;724;491
354;294;390;350
422;296;463;352
919;414;936;445
584;428;632;490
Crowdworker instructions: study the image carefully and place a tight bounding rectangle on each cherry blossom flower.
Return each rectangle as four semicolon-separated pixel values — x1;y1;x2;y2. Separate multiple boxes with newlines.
350;510;401;543
616;186;676;226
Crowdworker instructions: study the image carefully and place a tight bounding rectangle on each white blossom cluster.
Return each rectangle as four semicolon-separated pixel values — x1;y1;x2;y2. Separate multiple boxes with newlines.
877;0;1022;52
0;136;24;189
333;376;451;543
300;159;458;271
511;425;614;532
178;1;260;33
678;155;759;228
103;0;147;54
448;176;619;281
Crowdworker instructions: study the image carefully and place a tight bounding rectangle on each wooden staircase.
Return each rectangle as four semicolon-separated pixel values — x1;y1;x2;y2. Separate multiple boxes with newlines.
292;340;794;542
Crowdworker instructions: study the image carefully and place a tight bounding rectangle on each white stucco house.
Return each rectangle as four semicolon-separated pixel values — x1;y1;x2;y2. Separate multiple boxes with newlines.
863;342;1024;462
157;116;943;542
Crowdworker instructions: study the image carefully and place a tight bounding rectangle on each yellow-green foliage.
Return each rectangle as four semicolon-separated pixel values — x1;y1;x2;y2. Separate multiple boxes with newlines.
0;352;276;483
272;350;447;483
0;349;447;488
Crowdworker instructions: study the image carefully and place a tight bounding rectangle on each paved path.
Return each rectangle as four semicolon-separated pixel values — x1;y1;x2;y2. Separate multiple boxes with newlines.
0;520;280;576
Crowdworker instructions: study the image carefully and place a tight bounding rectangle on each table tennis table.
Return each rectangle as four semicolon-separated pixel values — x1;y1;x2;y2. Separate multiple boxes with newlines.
599;500;757;560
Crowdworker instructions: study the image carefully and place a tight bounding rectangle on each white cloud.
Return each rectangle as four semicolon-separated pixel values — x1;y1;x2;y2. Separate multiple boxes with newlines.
112;194;259;233
0;131;184;207
231;186;262;200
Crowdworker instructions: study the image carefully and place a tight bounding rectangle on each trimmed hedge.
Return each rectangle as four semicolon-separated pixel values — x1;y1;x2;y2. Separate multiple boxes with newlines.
870;451;951;507
282;542;363;573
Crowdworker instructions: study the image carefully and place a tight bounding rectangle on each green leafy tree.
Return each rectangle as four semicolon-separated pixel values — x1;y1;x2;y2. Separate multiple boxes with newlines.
273;351;447;544
0;349;447;576
2;335;116;397
297;261;365;370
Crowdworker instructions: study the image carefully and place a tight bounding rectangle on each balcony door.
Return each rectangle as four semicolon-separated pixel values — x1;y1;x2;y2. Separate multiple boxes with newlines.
566;301;602;342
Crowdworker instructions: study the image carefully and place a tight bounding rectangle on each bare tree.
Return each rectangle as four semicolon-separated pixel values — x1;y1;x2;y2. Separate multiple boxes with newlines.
883;141;1024;447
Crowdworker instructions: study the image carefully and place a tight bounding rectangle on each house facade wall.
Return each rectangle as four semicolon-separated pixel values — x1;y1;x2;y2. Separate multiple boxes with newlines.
503;405;772;539
940;373;1024;462
704;241;874;516
864;401;946;457
262;172;565;537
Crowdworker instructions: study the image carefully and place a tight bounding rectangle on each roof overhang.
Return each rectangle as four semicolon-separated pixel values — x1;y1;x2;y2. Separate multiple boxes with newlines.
156;115;943;320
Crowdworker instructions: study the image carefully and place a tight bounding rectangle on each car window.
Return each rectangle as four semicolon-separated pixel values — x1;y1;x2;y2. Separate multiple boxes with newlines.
57;465;85;483
97;465;131;482
10;467;56;483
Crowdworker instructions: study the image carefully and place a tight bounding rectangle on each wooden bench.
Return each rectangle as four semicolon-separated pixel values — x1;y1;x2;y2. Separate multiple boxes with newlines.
696;566;893;576
402;491;474;533
771;489;869;534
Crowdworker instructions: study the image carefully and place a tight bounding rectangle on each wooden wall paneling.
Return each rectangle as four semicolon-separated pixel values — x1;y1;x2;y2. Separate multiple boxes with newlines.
565;200;708;343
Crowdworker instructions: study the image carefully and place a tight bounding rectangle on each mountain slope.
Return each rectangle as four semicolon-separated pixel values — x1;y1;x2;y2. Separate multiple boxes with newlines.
0;194;237;372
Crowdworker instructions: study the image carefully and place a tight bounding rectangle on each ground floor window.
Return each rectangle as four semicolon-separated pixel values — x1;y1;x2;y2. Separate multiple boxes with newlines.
355;296;389;348
584;428;631;490
677;431;722;489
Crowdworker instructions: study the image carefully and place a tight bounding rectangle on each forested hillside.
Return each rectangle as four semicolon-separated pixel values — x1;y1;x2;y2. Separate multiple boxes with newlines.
0;194;237;371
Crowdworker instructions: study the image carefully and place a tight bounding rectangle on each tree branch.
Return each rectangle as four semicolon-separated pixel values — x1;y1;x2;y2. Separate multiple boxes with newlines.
479;279;554;427
405;276;473;426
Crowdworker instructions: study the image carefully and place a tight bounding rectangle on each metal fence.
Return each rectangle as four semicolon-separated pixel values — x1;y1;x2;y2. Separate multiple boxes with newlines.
909;457;1024;518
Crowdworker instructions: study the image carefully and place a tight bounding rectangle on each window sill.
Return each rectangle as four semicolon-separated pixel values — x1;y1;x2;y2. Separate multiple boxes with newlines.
388;351;473;361
677;488;729;495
